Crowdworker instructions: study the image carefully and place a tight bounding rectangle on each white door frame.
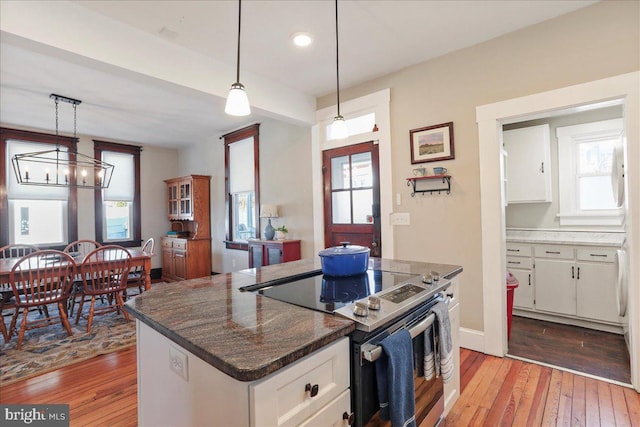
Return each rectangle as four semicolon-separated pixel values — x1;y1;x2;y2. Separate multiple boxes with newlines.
476;71;639;390
312;89;393;256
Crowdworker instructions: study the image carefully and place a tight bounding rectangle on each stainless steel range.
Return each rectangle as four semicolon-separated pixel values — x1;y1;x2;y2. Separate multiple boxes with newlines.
243;269;452;427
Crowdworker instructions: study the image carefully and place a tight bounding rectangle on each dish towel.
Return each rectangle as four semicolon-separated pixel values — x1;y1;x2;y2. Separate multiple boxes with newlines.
430;299;454;383
375;329;417;427
423;325;436;380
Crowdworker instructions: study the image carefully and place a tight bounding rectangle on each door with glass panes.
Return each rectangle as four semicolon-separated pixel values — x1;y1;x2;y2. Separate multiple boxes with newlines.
322;141;381;256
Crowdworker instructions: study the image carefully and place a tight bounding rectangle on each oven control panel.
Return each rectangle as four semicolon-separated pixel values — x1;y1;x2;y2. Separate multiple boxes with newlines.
335;275;451;332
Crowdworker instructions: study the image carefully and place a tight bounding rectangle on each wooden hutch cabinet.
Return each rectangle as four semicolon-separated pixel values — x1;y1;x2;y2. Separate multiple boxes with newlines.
248;239;301;268
162;175;212;282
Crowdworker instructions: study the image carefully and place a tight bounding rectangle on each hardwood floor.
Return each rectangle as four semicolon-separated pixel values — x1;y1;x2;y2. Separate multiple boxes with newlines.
1;347;638;426
508;316;631;384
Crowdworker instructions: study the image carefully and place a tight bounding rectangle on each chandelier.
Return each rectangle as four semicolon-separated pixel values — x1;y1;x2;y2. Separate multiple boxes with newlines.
332;0;348;139
11;94;114;189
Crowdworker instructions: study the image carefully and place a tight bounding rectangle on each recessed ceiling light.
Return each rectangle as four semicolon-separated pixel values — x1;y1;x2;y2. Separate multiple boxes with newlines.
291;32;313;47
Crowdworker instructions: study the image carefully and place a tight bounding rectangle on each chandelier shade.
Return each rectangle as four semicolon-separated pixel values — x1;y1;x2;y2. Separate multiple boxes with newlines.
225;0;251;117
11;94;114;189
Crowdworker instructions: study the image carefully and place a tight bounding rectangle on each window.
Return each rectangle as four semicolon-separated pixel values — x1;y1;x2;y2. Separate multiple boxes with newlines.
223;124;260;250
94;140;141;247
325;112;375;141
557;118;624;226
0;127;78;248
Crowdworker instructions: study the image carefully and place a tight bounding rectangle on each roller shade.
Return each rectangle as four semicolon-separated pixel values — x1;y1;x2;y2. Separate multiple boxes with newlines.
229;137;254;194
7;140;68;200
103;151;134;201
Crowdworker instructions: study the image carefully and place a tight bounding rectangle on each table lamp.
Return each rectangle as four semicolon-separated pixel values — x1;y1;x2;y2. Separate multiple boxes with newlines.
260;204;279;240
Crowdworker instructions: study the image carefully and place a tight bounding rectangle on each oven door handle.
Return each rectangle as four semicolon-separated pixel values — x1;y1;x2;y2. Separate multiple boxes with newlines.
362;312;436;363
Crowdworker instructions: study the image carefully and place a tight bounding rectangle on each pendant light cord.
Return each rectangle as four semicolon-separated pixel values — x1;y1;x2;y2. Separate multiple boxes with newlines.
335;0;341;117
236;0;242;84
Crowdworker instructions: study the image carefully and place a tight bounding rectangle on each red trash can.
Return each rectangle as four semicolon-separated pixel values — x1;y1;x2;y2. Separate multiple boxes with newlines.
506;272;519;340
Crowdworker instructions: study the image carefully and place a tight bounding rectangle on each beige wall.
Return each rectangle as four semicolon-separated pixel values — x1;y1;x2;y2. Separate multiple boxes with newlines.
504;106;623;230
317;0;640;331
177;118;313;273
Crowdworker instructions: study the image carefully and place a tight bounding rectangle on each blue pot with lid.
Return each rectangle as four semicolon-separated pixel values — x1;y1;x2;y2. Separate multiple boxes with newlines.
318;242;370;277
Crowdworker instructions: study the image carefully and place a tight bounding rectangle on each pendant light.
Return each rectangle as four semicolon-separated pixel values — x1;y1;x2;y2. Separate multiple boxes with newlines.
332;0;348;140
225;0;251;116
11;94;114;189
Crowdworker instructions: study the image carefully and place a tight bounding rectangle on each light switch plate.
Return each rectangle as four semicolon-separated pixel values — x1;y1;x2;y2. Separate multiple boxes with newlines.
391;212;410;226
169;346;188;381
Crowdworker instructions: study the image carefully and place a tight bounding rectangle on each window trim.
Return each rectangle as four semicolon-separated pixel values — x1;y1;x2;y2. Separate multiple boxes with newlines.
94;140;142;247
556;118;624;226
223;123;260;250
1;127;78;249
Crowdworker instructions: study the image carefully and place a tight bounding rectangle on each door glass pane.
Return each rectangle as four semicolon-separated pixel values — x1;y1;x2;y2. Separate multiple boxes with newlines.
351;152;372;188
579;176;616;210
332;191;351;224
578;139;614;174
331;156;350;190
352;189;373;224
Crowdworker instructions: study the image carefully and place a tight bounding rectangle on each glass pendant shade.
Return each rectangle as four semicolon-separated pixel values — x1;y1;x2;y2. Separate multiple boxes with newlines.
225;82;251;116
332;115;349;140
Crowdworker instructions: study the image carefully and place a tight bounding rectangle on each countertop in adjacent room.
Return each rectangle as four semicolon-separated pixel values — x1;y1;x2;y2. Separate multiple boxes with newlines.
124;257;462;382
506;228;626;247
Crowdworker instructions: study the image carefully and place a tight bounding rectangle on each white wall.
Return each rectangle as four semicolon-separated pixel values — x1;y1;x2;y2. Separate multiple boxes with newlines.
177;118;313;273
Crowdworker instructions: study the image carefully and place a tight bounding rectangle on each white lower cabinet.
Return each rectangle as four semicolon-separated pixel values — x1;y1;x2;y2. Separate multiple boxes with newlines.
535;258;576;316
137;322;350;427
444;276;460;416
576;261;619;323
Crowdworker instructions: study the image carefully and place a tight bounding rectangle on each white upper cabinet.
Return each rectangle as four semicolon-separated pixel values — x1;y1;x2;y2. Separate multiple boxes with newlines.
503;124;552;204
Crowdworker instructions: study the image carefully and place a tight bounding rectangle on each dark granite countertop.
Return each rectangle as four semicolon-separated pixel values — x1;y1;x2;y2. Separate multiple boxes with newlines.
124;257;462;382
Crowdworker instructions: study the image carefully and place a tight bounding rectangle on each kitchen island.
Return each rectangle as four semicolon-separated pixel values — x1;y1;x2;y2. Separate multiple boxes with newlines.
124;257;462;427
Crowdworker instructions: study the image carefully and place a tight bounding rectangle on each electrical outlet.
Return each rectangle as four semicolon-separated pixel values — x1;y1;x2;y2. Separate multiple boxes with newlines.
391;212;410;226
169;346;188;381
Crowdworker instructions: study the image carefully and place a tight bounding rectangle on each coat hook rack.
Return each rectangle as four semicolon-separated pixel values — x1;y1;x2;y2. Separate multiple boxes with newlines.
406;175;451;197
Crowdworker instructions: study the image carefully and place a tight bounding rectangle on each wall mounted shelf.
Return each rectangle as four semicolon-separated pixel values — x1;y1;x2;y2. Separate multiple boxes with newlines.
406;175;451;196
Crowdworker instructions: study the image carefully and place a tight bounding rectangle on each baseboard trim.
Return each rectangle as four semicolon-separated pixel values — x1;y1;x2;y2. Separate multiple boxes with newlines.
459;327;484;353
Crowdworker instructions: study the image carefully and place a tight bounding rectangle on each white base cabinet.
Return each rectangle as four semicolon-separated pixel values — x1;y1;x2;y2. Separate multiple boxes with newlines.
507;242;622;330
136;322;350;427
444;276;461;416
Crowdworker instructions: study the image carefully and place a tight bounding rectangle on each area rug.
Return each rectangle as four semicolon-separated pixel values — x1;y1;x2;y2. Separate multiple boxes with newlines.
0;305;136;387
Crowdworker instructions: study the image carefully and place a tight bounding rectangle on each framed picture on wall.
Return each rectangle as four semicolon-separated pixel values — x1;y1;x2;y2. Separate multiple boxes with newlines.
410;121;455;163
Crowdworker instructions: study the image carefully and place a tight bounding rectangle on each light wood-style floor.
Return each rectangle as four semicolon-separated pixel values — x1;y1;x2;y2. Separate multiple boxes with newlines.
1;347;638;426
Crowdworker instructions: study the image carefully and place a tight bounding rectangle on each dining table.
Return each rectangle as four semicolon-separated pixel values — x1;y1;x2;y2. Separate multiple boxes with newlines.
0;248;153;305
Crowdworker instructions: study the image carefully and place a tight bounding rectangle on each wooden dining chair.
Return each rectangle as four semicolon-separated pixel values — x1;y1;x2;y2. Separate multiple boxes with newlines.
0;244;41;343
75;245;132;333
126;238;154;298
7;250;76;349
63;240;102;316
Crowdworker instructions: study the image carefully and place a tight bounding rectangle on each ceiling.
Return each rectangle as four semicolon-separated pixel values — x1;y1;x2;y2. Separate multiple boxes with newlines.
0;0;598;148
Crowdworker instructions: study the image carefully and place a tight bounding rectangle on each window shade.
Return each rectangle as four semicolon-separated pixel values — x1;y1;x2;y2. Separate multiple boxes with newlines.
7;140;68;200
103;151;134;201
229;137;254;194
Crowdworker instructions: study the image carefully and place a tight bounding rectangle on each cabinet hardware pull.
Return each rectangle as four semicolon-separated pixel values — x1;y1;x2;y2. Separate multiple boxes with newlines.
507;261;521;265
507;249;520;252
343;412;355;425
577;267;580;280
572;266;574;279
545;251;560;254
540;162;544;173
528;274;531;286
305;383;319;397
589;253;607;257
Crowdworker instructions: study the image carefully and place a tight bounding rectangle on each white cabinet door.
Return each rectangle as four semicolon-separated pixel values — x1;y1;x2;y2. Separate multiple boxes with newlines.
510;269;534;310
577;262;620;323
535;259;576;315
444;298;460;415
503;124;552;203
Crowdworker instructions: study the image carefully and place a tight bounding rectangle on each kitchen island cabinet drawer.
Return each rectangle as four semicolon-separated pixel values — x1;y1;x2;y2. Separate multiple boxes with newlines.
250;337;349;427
506;243;532;257
534;245;574;259
576;247;617;263
507;256;532;269
298;389;351;427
